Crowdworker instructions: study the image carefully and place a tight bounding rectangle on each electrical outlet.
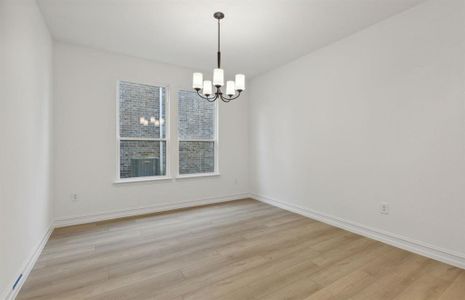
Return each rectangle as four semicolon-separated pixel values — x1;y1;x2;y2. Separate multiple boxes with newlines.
380;202;389;215
71;193;78;202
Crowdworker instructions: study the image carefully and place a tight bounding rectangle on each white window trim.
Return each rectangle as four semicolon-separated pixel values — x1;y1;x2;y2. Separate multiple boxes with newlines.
115;80;172;183
176;172;220;179
114;176;173;184
175;88;220;178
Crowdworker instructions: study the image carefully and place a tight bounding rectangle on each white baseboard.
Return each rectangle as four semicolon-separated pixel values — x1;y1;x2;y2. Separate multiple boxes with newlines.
54;193;251;228
1;224;54;300
251;193;465;270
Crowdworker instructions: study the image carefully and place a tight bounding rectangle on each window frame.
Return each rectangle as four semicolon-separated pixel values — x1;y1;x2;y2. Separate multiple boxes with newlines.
175;89;220;179
115;80;172;183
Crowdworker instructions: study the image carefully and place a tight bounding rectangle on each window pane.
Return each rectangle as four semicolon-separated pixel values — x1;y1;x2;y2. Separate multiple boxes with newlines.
178;90;215;140
119;81;166;139
179;141;214;175
120;140;166;178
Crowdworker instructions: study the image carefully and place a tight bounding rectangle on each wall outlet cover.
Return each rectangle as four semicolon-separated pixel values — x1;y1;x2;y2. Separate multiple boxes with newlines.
380;202;390;215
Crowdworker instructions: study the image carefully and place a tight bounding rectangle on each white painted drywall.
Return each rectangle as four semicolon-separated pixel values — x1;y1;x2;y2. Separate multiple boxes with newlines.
53;42;249;220
249;0;465;255
0;0;54;297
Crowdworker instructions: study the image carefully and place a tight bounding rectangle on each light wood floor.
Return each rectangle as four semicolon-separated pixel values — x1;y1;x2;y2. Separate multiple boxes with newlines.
18;199;465;300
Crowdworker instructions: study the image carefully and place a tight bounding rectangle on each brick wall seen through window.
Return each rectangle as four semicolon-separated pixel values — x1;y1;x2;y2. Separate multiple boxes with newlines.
178;90;216;175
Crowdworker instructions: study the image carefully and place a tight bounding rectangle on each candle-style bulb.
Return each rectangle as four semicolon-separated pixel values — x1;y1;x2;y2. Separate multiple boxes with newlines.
235;74;245;91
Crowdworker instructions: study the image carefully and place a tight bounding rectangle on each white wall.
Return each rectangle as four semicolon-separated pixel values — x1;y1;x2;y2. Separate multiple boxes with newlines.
0;0;54;297
249;0;465;259
53;42;249;222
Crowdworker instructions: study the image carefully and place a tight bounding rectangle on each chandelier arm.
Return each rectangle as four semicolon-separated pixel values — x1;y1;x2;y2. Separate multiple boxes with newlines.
195;90;209;100
219;94;232;103
219;90;242;102
206;94;219;102
196;89;218;102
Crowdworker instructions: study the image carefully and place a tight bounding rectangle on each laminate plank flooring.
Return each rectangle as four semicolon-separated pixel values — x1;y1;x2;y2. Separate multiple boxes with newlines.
17;199;465;300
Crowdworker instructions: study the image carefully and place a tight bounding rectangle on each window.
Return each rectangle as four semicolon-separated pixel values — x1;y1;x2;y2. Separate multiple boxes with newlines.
178;90;217;175
117;81;168;180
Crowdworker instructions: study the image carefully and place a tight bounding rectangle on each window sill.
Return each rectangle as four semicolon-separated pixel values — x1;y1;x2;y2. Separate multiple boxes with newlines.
114;176;173;184
176;172;220;179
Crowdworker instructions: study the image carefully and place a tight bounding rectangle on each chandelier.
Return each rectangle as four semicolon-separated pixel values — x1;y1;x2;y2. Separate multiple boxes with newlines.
192;12;245;102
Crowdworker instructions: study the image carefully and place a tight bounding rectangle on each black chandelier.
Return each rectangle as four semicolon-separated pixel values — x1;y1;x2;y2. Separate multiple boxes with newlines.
192;12;245;102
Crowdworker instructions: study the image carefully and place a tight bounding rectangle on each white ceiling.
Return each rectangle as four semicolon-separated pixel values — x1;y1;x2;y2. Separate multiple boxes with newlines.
38;0;426;78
